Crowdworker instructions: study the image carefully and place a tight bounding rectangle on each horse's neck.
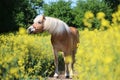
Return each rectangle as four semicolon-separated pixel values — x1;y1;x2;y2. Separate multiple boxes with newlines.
44;17;62;34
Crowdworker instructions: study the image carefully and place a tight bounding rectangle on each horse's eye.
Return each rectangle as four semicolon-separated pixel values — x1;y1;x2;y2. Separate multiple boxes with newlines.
38;21;42;24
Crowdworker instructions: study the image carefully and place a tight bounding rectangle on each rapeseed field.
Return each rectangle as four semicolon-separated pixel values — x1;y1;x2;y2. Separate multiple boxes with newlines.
74;27;120;80
0;30;54;79
74;6;120;80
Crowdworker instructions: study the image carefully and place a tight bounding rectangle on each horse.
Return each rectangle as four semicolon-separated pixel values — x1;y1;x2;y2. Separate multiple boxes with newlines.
27;15;79;78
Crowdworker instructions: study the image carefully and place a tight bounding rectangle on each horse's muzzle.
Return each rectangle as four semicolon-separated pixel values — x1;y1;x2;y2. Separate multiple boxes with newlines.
27;26;35;34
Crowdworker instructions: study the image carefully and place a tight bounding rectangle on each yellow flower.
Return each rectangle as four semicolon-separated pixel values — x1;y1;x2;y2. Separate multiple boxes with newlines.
18;59;24;66
10;67;18;74
112;18;117;24
19;66;25;72
97;12;105;20
101;19;110;27
83;19;92;28
104;56;113;64
98;65;110;75
28;68;34;73
64;55;72;63
84;11;94;19
112;13;116;18
19;27;26;35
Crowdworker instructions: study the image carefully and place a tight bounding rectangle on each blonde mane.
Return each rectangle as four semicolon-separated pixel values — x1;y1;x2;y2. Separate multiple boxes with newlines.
44;17;70;34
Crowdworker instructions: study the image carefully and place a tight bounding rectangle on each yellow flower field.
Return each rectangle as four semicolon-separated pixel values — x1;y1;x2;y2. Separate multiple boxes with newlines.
74;27;120;80
0;6;120;80
0;31;54;79
0;26;120;80
74;7;120;80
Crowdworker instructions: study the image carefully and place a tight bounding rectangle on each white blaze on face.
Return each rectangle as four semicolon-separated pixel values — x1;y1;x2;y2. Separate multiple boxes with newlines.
33;15;42;23
30;26;35;31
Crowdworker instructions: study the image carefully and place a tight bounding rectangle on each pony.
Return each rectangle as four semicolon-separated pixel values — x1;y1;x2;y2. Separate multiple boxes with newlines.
27;15;79;78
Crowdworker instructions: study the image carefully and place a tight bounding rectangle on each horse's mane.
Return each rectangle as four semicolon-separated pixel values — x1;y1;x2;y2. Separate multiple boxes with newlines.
44;17;70;34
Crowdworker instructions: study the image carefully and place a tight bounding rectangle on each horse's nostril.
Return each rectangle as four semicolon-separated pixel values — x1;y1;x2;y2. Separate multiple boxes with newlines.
27;28;32;34
29;28;31;32
27;26;35;34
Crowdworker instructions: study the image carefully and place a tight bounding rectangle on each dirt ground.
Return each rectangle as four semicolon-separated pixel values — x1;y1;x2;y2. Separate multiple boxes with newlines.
48;74;72;80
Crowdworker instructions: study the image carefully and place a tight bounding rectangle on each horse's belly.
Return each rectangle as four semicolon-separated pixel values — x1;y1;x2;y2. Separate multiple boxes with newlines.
53;41;72;53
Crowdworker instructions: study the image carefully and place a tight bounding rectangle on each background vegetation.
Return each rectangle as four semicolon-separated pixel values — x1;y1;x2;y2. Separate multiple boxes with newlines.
0;0;43;33
0;0;120;33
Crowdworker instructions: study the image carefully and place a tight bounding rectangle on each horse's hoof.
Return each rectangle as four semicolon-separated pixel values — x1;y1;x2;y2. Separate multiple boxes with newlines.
54;73;59;78
69;75;73;79
65;75;69;78
54;76;58;78
54;76;59;78
65;75;73;79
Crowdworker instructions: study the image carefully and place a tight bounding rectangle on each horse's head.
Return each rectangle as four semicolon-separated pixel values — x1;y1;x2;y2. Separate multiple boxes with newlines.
27;15;45;34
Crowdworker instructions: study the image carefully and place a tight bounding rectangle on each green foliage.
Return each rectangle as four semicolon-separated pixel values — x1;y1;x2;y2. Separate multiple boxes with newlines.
73;0;112;29
0;0;118;33
0;0;17;33
103;0;120;12
0;0;44;33
43;0;75;26
43;0;113;29
13;0;38;28
31;0;44;7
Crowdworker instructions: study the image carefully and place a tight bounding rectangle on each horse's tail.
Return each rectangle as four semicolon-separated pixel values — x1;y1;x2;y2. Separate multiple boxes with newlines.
69;27;80;49
76;29;80;44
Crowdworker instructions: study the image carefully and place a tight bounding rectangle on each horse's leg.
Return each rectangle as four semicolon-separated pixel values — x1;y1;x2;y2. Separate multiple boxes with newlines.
66;49;77;79
72;49;76;70
53;49;59;78
68;61;73;78
65;62;69;78
64;53;73;78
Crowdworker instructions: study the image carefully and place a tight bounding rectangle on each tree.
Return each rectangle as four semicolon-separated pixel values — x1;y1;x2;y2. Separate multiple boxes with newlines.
13;0;37;28
0;0;43;33
73;0;112;29
43;0;75;26
103;0;120;12
0;0;16;33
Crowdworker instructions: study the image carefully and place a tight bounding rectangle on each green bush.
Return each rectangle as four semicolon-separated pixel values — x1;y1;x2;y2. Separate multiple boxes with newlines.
72;0;112;29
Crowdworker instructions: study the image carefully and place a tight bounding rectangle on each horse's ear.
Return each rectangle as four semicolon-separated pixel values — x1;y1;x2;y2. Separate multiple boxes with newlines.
42;15;46;20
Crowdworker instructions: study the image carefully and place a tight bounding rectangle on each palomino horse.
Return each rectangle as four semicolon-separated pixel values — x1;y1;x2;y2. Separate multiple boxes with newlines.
27;15;79;78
